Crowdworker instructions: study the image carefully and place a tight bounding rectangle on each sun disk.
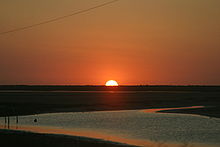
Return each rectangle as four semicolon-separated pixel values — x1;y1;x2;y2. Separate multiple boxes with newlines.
105;80;119;86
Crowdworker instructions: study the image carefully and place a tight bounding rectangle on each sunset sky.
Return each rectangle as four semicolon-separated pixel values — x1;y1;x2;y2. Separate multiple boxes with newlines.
0;0;220;85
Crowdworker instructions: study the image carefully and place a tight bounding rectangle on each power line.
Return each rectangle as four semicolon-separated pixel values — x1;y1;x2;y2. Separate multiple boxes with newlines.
0;0;119;35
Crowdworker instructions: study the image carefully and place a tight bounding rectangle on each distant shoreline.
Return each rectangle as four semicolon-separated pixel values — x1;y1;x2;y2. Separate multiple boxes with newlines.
0;85;220;92
0;87;219;118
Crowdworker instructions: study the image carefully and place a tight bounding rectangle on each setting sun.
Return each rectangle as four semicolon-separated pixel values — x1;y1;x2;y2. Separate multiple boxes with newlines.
105;80;119;86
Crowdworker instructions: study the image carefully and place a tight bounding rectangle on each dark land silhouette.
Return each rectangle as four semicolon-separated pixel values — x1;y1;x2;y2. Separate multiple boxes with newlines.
1;85;220;91
0;85;219;118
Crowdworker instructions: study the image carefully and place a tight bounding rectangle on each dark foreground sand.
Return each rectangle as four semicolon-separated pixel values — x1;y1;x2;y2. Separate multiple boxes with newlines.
0;129;135;147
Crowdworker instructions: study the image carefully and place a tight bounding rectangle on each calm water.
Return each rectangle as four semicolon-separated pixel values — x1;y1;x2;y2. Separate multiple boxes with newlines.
0;108;220;147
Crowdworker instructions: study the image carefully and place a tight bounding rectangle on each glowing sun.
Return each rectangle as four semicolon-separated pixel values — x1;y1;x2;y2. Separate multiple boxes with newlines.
105;80;119;86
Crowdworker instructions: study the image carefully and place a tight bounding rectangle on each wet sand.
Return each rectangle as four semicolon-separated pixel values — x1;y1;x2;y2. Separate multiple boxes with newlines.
0;127;216;147
1;106;219;147
0;106;219;147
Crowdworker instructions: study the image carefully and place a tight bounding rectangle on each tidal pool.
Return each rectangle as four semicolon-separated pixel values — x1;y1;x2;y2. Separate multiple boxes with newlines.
0;107;219;147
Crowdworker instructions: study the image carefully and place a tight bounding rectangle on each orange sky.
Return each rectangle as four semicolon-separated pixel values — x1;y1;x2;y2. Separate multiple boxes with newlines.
0;0;220;85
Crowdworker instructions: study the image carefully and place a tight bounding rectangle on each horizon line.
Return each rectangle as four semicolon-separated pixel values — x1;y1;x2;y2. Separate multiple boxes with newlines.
0;84;220;86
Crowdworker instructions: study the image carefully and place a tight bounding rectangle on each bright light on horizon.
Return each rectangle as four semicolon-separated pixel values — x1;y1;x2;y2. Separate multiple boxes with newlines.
105;80;119;86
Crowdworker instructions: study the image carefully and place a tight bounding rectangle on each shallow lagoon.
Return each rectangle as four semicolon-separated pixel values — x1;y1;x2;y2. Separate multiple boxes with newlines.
0;107;220;147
